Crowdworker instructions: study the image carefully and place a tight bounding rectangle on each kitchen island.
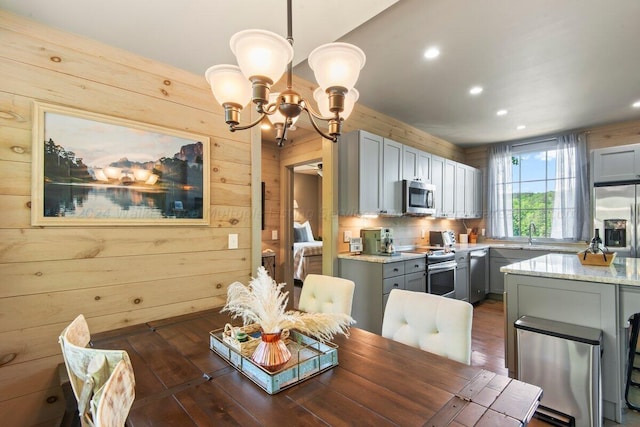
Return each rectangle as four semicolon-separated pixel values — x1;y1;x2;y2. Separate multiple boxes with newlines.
502;253;640;423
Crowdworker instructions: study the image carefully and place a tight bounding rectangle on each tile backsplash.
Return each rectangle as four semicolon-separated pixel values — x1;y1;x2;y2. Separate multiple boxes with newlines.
338;215;483;252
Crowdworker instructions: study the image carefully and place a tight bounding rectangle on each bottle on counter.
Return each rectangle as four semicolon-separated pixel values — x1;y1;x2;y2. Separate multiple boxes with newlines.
590;228;603;253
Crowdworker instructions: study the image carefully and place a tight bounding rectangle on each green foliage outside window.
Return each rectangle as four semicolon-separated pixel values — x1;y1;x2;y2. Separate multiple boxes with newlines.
505;149;564;238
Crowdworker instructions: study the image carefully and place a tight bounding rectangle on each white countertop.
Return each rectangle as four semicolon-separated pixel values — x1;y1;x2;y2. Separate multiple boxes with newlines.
338;241;580;263
337;252;426;263
501;253;640;287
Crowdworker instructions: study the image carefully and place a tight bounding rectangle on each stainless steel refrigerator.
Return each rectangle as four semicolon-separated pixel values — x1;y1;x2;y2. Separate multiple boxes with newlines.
593;184;639;257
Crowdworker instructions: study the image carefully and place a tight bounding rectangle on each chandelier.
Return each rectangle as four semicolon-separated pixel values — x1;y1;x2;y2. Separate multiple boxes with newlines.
205;0;366;146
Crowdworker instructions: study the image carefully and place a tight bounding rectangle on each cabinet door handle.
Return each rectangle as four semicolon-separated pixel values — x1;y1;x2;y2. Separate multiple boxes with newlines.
393;268;399;272
393;283;399;287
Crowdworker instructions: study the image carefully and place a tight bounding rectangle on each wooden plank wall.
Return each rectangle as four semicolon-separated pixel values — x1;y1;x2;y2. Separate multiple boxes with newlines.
0;11;253;426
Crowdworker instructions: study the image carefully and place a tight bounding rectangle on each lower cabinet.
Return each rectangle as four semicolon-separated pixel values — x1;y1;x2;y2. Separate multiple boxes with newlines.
489;248;549;295
340;257;425;334
455;250;469;302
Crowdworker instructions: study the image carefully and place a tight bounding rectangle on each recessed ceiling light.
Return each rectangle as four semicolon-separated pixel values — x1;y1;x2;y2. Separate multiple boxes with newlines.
496;109;508;116
633;100;640;108
424;47;440;60
469;86;483;95
517;125;526;130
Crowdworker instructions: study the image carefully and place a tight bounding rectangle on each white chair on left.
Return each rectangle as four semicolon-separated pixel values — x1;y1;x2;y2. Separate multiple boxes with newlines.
298;274;355;316
59;314;135;427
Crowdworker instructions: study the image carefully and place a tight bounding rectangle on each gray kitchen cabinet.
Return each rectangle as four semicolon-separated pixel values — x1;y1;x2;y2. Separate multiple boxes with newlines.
404;145;432;183
431;155;456;218
340;257;425;334
455;250;469;301
455;163;482;219
381;138;403;215
489;248;549;295
418;150;432;183
592;143;640;184
339;130;403;216
338;130;383;216
472;167;483;218
403;145;419;180
455;163;467;218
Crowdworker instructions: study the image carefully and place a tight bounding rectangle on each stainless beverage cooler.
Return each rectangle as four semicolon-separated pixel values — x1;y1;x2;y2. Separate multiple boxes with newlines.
515;316;602;427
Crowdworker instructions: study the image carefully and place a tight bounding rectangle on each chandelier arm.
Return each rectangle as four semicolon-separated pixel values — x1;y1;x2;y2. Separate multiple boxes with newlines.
304;101;339;122
229;111;268;132
303;107;339;142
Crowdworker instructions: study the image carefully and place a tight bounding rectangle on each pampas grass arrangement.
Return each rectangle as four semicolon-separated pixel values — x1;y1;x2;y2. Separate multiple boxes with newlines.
222;266;354;342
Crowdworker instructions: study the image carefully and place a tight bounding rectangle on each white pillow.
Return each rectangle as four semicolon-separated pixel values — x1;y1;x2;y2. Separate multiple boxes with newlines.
294;221;314;242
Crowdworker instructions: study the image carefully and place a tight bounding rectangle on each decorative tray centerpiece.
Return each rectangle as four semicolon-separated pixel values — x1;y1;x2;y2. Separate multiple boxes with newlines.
210;326;338;394
578;229;616;266
577;250;616;266
210;266;353;394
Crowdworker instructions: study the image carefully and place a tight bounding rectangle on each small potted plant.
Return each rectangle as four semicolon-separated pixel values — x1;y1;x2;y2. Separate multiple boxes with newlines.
222;267;354;371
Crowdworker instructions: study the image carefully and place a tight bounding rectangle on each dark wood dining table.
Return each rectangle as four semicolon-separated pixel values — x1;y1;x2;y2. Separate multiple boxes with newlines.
91;308;542;426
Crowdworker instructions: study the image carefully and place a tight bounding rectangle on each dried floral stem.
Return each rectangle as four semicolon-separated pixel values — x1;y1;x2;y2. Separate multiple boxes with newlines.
221;267;354;342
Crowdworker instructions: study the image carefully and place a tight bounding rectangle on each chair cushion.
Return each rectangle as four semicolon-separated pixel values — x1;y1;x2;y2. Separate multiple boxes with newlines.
382;289;473;365
299;274;355;316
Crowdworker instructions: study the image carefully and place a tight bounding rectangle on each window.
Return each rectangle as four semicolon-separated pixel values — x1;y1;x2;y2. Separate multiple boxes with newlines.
510;140;558;238
488;134;589;241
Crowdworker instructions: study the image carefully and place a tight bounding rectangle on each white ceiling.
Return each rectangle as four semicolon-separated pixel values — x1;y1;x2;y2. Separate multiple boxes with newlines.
3;0;640;147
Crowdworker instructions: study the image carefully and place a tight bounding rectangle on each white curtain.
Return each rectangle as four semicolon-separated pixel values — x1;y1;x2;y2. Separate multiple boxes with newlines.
488;143;513;238
551;133;590;240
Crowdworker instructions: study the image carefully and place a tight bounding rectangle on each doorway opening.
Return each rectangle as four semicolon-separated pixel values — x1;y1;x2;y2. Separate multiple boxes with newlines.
291;160;323;293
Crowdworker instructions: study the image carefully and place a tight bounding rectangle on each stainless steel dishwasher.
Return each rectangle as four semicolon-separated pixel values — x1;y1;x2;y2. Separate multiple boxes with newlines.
469;248;488;304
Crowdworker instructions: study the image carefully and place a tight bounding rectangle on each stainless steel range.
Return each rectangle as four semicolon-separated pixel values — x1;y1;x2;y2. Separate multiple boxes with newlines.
404;248;456;298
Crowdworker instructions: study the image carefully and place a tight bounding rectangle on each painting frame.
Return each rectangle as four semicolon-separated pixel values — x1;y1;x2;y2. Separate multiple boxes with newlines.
31;102;210;226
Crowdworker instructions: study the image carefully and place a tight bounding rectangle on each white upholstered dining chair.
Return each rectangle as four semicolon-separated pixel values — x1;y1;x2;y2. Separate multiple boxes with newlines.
381;289;473;365
59;314;135;427
298;274;355;316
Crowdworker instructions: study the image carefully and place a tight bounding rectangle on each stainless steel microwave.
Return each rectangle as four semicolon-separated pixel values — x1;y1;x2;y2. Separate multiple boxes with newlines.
402;180;435;215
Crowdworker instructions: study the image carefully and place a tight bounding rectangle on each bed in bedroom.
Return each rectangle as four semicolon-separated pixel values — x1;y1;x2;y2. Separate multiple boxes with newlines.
293;221;323;282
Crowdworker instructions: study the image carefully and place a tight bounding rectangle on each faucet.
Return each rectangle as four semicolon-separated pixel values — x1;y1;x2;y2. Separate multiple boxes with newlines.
528;222;537;245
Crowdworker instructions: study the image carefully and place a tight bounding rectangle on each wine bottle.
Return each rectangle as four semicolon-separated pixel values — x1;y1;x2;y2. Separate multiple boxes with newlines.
590;228;603;253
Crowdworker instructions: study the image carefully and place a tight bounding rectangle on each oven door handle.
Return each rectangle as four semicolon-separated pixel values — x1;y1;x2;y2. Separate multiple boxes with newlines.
428;261;457;272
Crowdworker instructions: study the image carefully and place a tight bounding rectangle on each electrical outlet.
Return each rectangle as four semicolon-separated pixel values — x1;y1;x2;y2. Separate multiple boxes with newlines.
228;233;238;249
343;230;352;242
421;229;426;239
272;230;278;240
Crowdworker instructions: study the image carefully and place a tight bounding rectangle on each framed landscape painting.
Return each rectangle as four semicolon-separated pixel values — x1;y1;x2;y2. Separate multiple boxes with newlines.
31;102;210;226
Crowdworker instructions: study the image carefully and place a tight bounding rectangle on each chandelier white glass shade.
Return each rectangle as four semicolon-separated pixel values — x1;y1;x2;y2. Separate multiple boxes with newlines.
230;30;293;88
204;0;365;146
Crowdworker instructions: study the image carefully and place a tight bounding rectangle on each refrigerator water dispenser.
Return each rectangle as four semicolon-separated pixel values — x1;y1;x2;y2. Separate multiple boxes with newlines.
604;219;626;248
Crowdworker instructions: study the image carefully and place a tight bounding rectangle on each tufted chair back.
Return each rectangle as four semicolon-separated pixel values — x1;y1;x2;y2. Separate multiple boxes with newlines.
298;274;355;316
381;289;473;365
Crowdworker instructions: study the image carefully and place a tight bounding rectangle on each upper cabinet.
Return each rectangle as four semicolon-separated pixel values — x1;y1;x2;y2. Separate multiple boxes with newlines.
592;144;640;184
431;155;456;218
382;138;403;216
339;130;482;219
403;145;431;182
454;163;483;218
339;130;383;216
339;130;403;216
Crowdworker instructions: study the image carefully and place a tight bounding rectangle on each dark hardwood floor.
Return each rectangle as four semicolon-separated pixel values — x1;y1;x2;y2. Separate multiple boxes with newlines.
293;285;640;426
